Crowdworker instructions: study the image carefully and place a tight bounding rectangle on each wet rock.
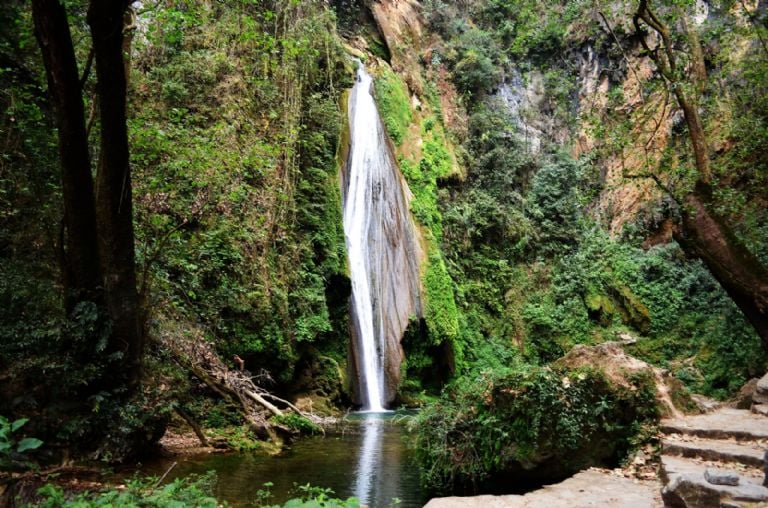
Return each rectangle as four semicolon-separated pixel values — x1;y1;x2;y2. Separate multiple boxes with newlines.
704;468;739;486
342;64;424;407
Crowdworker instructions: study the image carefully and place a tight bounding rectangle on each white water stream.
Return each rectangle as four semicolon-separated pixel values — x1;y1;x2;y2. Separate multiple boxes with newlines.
343;63;387;412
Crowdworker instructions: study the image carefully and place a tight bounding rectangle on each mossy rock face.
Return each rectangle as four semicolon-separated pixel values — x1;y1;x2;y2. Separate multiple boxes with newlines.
612;286;651;333
585;286;651;333
586;292;619;327
372;64;413;146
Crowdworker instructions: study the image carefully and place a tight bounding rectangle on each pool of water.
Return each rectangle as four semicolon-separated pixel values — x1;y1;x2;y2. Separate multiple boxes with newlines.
133;412;426;507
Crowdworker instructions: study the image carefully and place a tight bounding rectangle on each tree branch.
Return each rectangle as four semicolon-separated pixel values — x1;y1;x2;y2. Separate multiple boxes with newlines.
79;46;94;88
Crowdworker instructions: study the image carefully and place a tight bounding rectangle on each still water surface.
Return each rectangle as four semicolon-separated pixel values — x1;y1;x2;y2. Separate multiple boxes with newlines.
137;412;425;507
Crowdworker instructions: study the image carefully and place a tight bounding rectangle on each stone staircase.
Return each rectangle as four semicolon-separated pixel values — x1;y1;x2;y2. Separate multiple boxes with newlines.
658;375;768;507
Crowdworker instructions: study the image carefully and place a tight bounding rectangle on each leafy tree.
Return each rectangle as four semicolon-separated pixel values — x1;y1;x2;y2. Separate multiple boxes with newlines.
631;0;768;349
27;0;144;454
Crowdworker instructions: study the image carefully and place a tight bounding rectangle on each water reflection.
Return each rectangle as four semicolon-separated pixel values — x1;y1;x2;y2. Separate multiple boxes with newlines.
353;414;395;506
129;413;423;507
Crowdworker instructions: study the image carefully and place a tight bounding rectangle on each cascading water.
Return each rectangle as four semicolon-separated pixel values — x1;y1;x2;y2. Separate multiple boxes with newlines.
342;61;422;411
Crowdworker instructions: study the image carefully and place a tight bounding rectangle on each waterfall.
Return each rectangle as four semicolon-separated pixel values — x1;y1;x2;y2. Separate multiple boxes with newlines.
342;62;422;411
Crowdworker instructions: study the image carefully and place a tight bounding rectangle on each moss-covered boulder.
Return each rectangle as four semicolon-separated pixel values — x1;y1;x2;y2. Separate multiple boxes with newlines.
413;361;662;494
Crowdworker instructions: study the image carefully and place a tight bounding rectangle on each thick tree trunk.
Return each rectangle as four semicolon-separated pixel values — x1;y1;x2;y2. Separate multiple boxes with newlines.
674;190;768;349
88;0;143;389
32;0;102;310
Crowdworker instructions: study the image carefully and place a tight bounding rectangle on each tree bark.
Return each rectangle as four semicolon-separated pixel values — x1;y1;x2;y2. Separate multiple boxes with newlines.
88;0;143;389
674;190;768;349
32;0;102;311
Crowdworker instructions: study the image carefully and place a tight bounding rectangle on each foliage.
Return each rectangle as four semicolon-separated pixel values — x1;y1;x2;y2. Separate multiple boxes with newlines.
412;365;660;493
208;425;262;452
32;475;367;508
1;0;353;458
130;0;352;382
418;0;767;407
32;473;220;507
0;416;42;470
450;29;503;97
526;155;595;252
373;66;412;145
423;248;460;346
260;484;362;508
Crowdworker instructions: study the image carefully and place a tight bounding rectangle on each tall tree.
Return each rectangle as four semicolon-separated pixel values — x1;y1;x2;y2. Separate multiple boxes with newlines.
32;0;102;311
32;0;143;392
633;0;768;349
88;0;143;389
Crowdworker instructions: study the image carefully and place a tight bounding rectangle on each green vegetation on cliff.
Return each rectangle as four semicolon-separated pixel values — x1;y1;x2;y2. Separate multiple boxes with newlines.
0;0;354;457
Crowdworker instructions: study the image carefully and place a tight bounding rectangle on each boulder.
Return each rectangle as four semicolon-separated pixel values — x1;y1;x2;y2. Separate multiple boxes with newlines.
755;373;768;405
690;394;721;413
731;378;759;409
661;476;721;508
556;342;691;417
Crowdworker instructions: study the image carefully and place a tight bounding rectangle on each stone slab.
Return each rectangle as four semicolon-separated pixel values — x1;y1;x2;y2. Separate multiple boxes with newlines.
661;437;766;467
423;470;661;508
660;408;768;441
661;455;768;505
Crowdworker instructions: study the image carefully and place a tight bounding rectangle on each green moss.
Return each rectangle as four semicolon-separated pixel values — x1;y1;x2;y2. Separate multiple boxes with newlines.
398;118;463;369
373;66;412;145
424;247;460;344
271;413;323;435
400;120;453;241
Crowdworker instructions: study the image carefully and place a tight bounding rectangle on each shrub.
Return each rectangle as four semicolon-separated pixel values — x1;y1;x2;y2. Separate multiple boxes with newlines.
412;365;659;493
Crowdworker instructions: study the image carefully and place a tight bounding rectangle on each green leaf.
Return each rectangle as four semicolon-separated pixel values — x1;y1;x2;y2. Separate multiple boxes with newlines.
16;437;43;453
11;418;28;432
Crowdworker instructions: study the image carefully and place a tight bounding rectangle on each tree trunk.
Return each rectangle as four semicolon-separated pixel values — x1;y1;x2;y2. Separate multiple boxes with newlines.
674;190;768;350
88;0;143;389
32;0;102;311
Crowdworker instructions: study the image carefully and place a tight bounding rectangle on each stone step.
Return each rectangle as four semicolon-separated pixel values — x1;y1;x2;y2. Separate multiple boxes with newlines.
423;469;661;508
753;404;768;417
660;408;768;441
661;437;766;468
660;455;768;507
